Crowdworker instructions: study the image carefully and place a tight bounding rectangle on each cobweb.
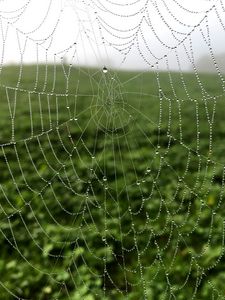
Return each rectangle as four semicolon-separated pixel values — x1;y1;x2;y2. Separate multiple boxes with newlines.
0;0;225;299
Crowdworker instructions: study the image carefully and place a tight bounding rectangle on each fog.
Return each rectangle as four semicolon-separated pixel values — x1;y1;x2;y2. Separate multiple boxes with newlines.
0;0;224;72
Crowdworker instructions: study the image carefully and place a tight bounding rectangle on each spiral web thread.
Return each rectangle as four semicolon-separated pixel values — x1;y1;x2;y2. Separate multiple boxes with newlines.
1;0;225;299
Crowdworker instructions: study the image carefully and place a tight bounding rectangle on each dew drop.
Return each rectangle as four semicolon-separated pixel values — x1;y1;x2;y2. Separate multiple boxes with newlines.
103;66;108;74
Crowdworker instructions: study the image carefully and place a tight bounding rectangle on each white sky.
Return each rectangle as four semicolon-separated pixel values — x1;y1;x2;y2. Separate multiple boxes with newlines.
0;0;224;70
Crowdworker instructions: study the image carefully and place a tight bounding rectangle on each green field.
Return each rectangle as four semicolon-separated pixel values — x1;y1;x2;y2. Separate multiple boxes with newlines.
0;65;225;299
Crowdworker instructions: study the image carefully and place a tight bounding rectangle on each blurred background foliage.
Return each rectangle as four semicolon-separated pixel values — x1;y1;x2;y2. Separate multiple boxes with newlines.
0;65;225;299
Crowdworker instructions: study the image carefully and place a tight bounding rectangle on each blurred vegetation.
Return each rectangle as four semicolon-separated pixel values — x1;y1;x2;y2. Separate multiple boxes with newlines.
0;65;225;299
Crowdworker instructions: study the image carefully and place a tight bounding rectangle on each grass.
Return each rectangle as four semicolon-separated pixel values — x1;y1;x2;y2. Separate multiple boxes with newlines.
0;64;225;299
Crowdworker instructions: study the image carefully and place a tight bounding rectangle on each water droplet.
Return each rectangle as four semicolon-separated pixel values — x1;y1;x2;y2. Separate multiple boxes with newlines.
136;181;140;186
103;66;108;74
103;176;107;182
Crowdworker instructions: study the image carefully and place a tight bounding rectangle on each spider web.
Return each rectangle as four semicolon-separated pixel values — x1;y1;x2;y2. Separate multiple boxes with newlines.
0;0;225;299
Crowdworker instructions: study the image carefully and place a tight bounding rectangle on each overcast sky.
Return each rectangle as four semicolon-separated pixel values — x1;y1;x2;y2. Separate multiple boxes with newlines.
0;0;224;71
